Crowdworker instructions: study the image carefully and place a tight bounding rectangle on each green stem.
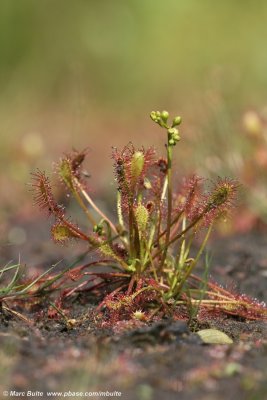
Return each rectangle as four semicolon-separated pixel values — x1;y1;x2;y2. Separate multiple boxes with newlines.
173;223;213;297
74;177;117;235
116;191;129;248
159;137;173;270
152;213;203;260
128;196;135;259
72;189;96;226
117;191;124;228
143;223;156;268
155;210;183;246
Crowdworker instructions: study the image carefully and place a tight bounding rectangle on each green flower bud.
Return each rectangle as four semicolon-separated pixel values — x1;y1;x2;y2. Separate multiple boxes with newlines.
168;127;178;136
168;138;175;146
150;111;158;122
161;110;169;123
93;223;104;235
168;127;180;146
173;132;180;141
150;111;162;124
172;116;182;127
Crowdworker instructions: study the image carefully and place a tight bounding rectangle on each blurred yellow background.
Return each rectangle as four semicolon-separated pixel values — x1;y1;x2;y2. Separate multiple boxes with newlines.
1;0;267;225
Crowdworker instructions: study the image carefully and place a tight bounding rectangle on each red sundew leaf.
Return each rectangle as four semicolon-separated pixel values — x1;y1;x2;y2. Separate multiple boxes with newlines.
51;220;90;244
203;178;239;218
57;148;90;193
112;143;155;193
189;274;267;320
181;177;239;229
174;175;204;217
31;169;65;218
70;148;89;175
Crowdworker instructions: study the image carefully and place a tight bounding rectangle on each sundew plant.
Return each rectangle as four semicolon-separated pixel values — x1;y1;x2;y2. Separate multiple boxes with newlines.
30;111;266;323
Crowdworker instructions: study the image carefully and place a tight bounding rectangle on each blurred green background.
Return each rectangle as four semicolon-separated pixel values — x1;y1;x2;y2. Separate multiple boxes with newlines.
1;0;267;231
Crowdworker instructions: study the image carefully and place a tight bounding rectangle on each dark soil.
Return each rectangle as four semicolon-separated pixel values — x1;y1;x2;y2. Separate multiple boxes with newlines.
1;230;267;400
